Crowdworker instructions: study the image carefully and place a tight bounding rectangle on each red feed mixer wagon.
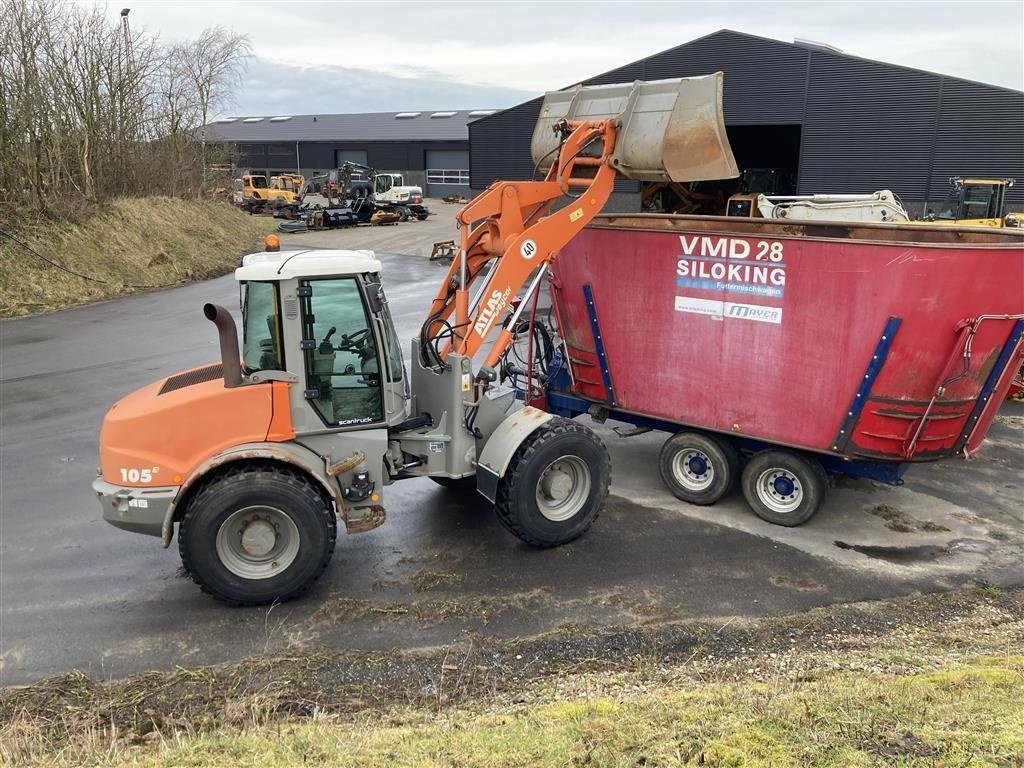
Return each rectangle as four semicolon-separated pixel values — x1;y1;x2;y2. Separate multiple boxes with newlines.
533;214;1024;525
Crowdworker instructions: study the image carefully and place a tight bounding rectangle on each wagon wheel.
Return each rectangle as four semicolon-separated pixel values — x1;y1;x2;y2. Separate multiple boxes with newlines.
658;431;740;506
741;450;829;527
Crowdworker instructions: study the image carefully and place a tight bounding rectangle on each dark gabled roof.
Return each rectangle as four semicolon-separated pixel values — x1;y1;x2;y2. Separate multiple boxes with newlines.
472;28;1022;126
204;109;497;143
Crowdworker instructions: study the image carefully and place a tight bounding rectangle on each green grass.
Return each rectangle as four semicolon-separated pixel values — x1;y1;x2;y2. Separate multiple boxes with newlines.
0;197;275;316
3;588;1021;767
4;657;1021;767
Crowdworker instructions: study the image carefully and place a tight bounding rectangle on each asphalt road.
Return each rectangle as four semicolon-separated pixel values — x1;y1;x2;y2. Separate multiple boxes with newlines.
2;211;1022;686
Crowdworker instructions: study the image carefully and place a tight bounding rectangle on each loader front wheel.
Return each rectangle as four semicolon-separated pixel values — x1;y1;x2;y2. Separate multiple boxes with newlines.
741;449;828;527
178;465;336;605
494;418;610;548
659;431;740;506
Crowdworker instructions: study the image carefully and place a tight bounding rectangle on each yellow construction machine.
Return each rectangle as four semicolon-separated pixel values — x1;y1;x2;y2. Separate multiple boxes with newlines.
232;174;270;212
922;177;1021;228
267;173;305;207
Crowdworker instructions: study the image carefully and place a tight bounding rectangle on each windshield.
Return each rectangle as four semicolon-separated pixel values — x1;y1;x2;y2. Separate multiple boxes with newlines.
249;176;268;189
936;186;961;220
365;276;405;382
242;281;283;372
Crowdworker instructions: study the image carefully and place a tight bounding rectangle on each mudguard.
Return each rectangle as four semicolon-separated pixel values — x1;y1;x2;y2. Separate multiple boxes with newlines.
161;441;343;547
475;406;555;502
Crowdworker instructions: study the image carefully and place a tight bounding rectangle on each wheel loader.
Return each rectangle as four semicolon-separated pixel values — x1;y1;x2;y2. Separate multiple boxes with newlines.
94;74;738;604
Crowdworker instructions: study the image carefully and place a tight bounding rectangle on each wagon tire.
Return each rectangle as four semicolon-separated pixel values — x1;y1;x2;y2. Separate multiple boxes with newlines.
741;450;828;527
494;418;610;548
658;431;740;506
178;465;336;605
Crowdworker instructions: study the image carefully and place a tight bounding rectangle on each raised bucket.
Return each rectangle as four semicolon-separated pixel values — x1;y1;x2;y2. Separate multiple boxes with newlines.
530;73;739;183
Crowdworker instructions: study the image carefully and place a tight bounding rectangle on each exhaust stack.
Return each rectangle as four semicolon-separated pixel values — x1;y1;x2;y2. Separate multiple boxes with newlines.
203;303;243;388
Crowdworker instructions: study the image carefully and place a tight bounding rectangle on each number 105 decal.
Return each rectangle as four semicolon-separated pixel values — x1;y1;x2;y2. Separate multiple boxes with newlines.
120;466;159;483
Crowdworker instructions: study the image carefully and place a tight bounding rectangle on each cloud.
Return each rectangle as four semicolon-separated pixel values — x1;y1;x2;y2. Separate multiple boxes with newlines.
111;1;1023;97
226;57;535;115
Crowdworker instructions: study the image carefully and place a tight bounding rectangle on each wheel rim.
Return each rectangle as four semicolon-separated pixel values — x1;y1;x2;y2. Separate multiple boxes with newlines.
755;468;804;514
671;448;715;491
215;505;301;580
535;455;591;522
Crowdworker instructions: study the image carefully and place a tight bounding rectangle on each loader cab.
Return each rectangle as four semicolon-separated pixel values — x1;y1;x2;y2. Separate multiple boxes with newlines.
930;177;1014;227
236;249;409;432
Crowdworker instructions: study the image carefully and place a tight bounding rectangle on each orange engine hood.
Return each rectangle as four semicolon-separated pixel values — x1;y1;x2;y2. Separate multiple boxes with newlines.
99;364;294;487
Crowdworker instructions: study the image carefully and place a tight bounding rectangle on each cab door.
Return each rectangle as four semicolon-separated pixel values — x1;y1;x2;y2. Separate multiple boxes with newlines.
295;277;389;520
374;174;394;201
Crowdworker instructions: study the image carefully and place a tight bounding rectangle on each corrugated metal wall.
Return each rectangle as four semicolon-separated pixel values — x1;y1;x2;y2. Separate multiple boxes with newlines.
930;80;1024;206
470;30;1024;208
797;51;942;202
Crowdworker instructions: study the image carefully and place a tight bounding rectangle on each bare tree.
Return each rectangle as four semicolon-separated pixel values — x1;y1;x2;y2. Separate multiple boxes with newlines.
182;27;252;192
0;0;251;215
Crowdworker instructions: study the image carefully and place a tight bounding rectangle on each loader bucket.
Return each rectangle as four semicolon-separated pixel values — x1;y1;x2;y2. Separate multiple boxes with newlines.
530;73;738;182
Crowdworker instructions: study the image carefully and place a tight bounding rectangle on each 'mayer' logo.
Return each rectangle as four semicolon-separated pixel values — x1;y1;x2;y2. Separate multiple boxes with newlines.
727;303;782;323
473;286;512;338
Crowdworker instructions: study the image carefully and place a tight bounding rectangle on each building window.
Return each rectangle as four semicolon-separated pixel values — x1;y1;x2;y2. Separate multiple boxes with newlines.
426;169;470;185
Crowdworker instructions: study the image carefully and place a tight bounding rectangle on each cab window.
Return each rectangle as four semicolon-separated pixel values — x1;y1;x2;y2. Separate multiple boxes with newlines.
299;278;383;426
241;281;283;372
962;185;997;220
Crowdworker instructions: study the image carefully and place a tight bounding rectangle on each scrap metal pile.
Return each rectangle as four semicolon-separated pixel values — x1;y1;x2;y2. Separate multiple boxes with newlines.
230;162;430;233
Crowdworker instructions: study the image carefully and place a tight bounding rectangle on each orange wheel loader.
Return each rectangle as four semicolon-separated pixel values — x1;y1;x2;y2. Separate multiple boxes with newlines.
94;75;737;604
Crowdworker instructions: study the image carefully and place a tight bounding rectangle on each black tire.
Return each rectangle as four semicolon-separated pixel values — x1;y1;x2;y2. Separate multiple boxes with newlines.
494;417;610;548
741;449;829;527
416;212;429;221
178;464;336;605
658;431;740;505
431;475;478;492
397;206;410;222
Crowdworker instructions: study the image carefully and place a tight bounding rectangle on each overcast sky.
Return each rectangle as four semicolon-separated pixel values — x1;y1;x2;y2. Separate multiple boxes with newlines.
98;0;1023;115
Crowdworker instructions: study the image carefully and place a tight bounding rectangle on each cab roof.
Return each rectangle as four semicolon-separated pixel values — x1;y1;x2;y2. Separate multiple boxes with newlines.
236;248;382;281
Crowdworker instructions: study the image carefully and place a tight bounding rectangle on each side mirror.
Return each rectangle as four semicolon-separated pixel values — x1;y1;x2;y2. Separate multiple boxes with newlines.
366;282;385;313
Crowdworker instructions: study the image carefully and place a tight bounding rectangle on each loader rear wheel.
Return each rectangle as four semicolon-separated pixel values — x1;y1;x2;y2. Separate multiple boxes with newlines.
178;465;336;605
494;418;610;548
741;450;828;527
659;431;739;506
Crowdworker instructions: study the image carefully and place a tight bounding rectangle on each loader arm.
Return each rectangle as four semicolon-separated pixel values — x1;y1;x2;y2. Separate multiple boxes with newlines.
419;73;738;378
422;119;618;374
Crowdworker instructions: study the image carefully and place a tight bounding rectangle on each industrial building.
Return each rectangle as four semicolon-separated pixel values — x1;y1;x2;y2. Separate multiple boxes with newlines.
469;30;1024;213
206;109;495;198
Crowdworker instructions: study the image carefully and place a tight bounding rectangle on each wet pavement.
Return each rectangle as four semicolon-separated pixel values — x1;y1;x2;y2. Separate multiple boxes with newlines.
2;211;1022;685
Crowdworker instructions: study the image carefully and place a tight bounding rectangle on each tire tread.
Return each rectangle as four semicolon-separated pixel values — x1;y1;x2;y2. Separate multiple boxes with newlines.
494;418;610;548
178;464;336;606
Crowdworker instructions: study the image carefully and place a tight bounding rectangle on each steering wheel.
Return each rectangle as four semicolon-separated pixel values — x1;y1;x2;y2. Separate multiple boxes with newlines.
336;327;371;352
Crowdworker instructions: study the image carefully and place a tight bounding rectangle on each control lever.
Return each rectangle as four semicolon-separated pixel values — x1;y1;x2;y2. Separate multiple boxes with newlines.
319;326;337;354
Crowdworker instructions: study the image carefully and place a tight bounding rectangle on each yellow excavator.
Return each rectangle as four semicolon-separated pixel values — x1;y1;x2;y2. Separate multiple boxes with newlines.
922;177;1021;228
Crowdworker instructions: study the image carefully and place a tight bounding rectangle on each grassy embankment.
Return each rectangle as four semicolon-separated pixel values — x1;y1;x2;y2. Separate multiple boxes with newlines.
0;198;275;317
2;588;1021;767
